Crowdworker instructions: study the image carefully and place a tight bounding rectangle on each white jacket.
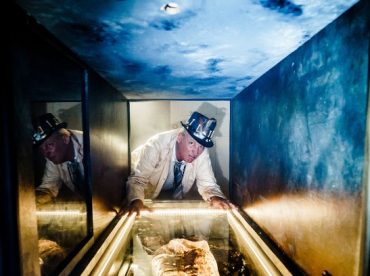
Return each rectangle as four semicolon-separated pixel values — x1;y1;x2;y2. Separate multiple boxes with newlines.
126;129;225;203
36;130;84;197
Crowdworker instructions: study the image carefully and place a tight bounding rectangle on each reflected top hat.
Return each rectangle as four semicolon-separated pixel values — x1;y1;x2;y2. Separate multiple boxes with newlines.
181;111;217;148
32;113;67;146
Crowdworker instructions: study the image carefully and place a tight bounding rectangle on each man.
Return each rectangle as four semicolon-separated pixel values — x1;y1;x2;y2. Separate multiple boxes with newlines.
126;111;235;215
32;113;84;204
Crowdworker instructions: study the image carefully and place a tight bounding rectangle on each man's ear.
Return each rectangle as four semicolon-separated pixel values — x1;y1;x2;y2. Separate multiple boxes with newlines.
176;132;184;143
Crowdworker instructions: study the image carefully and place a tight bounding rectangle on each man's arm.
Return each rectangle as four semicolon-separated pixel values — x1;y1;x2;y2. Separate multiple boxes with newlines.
125;199;153;216
209;196;237;209
35;159;62;204
124;140;161;214
195;150;236;209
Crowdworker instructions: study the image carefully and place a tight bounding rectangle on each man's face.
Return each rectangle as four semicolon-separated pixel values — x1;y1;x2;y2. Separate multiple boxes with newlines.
176;132;205;163
39;133;69;164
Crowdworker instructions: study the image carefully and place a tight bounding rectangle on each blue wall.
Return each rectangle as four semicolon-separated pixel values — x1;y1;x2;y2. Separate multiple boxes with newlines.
231;1;369;274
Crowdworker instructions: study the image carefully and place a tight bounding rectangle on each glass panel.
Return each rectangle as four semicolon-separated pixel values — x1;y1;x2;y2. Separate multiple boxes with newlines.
31;102;89;275
106;201;258;275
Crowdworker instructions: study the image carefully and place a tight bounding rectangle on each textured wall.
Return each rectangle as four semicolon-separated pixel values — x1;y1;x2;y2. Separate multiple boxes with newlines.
231;1;369;275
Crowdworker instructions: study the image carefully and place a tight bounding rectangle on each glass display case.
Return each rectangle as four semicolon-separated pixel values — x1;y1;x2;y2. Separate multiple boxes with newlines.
82;201;291;276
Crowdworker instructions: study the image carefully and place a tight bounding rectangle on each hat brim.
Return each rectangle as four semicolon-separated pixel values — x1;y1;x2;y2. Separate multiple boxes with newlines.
34;122;67;147
181;121;214;148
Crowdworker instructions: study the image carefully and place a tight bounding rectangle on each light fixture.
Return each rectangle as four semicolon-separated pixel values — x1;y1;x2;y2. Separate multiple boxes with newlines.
160;2;181;15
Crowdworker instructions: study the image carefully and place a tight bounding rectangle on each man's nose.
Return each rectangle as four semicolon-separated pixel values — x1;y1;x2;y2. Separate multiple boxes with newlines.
41;147;50;157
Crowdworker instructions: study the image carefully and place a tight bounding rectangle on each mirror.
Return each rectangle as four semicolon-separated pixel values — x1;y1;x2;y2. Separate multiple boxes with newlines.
9;6;93;275
31;103;89;275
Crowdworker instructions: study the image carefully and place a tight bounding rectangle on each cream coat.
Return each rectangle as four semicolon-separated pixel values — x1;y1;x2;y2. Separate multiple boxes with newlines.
36;130;84;197
126;129;225;203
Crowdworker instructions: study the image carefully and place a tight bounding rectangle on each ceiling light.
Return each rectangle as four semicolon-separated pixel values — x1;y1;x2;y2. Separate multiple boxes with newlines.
161;2;181;15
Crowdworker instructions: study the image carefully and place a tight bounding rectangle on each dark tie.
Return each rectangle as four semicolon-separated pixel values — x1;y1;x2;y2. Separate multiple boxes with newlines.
68;160;85;198
173;161;185;199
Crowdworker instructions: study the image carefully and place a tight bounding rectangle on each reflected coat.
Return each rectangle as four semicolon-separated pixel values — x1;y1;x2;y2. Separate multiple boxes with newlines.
36;130;84;197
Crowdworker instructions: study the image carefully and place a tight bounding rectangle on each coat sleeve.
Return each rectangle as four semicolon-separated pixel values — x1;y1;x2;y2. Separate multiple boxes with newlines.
36;159;63;198
126;138;161;204
195;150;226;201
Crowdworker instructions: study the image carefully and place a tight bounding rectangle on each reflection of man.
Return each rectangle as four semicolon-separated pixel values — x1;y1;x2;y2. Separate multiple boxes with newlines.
32;113;84;204
126;111;235;215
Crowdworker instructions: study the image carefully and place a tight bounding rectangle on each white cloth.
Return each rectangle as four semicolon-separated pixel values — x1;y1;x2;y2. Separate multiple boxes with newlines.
126;129;225;203
36;130;84;198
152;239;220;276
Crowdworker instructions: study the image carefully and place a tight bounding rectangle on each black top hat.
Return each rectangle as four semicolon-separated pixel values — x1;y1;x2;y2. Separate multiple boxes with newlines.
32;113;67;146
181;111;217;148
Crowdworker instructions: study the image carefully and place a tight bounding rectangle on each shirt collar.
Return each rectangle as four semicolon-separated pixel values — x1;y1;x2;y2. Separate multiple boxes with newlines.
172;143;186;165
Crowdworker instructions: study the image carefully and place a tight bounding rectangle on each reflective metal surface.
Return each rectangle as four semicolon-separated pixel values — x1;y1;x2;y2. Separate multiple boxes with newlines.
36;201;88;274
30;102;89;276
83;201;292;276
8;7;93;274
231;1;369;275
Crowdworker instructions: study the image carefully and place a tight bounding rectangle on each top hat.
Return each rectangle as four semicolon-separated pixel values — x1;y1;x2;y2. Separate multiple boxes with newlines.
32;113;67;146
181;111;217;148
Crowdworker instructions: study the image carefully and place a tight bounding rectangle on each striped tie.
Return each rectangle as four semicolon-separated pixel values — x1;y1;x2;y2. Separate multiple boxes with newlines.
67;160;85;198
173;161;185;199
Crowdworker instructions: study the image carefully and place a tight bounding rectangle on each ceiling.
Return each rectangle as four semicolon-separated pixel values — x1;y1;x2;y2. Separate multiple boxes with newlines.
17;0;358;99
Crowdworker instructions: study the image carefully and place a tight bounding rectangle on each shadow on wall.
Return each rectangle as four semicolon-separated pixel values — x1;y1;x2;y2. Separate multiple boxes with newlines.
57;104;82;130
195;102;226;138
196;102;229;197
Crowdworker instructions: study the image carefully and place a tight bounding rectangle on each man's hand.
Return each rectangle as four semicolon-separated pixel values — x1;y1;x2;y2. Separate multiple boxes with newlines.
209;196;237;210
126;199;153;216
36;190;53;204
